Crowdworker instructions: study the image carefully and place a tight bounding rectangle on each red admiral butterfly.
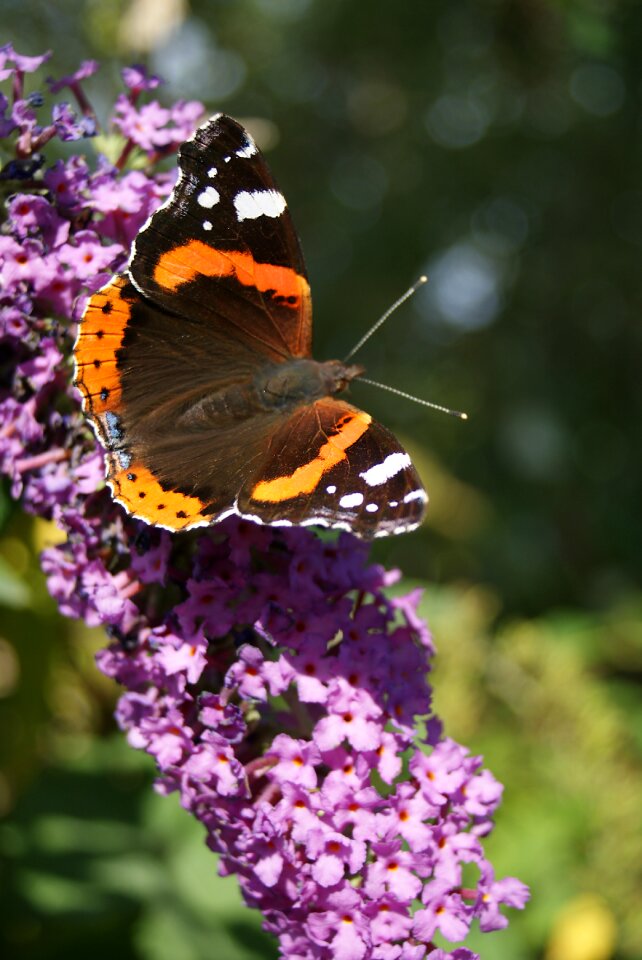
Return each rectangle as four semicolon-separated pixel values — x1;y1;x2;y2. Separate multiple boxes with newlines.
74;114;427;538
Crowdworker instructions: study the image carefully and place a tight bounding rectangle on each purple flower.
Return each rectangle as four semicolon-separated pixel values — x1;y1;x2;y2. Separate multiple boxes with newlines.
366;841;423;901
377;782;437;853
0;236;51;289
267;733;321;788
130;530;172;584
314;682;384;752
0;305;29;339
47;59;98;94
122;64;162;95
0;398;43;476
368;899;414;954
36;266;78;317
0;51;529;960
112;95;172;150
88;168;167;245
169;99;207;139
245;808;287;887
306;825;367;886
413;879;473;943
432;823;483;885
391;587;434;651
180;735;247;797
199;694;245;742
320;779;380;841
426;951;477;960
0;43;51;77
52;101;97;140
7;194;69;247
148;713;194;767
57;230;122;280
306;888;371;959
476;864;530;932
11;98;41;135
155;626;209;684
0;91;16;136
461;767;504;834
226;643;269;701
18;335;62;389
366;729;404;784
410;739;468;806
112;95;204;153
44;156;90;209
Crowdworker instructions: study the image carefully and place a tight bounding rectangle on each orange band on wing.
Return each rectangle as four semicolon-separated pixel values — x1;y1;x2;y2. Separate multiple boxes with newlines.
74;275;132;415
108;460;208;531
251;411;371;503
153;241;309;307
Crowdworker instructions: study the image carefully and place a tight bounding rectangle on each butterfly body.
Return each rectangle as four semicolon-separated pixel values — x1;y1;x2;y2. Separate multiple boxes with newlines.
246;358;364;415
74;114;427;538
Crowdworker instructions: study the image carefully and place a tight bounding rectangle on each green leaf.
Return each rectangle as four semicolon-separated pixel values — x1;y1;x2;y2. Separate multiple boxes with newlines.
0;555;31;608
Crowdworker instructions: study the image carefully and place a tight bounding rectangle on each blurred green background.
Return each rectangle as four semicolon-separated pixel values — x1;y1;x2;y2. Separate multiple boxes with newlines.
1;1;641;958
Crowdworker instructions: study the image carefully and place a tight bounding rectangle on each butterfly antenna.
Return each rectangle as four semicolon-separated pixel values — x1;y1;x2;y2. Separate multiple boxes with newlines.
357;377;468;420
344;275;428;362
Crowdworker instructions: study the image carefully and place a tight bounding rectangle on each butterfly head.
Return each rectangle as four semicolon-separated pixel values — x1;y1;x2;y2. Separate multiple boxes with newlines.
321;359;365;396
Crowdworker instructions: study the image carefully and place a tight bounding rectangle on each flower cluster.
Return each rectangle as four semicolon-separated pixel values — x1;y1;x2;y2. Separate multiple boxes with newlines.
0;47;528;959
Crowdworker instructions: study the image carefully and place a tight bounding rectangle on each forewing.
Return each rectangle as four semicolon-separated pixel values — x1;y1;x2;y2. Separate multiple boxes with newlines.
128;113;312;361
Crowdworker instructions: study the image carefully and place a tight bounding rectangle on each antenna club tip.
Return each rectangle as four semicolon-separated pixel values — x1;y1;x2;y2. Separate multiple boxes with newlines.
418;275;428;284
460;412;469;421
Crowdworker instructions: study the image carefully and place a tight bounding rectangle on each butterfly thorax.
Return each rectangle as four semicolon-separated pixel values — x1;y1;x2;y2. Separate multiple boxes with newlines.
256;358;364;413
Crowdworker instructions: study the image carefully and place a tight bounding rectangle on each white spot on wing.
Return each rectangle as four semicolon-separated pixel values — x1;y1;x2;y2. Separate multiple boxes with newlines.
360;452;411;487
234;189;286;222
207;166;218;177
235;135;257;158
366;503;379;513
403;489;428;504
339;492;364;509
373;521;421;538
198;186;220;208
326;485;337;494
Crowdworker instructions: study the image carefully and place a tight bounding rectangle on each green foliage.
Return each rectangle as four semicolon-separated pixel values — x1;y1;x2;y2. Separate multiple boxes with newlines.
1;736;276;960
423;586;642;959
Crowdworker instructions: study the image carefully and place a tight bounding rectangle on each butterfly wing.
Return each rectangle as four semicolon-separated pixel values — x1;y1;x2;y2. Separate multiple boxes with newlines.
75;114;315;530
75;114;428;538
128;113;312;361
74;274;290;530
238;398;427;537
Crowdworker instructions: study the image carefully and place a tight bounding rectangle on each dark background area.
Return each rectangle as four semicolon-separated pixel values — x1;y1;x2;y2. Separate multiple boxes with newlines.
1;1;641;958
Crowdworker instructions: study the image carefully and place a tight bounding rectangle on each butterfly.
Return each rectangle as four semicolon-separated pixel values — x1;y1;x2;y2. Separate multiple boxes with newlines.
73;114;427;538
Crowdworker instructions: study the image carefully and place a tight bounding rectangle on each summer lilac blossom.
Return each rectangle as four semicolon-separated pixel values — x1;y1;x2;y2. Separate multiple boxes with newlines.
0;52;529;958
